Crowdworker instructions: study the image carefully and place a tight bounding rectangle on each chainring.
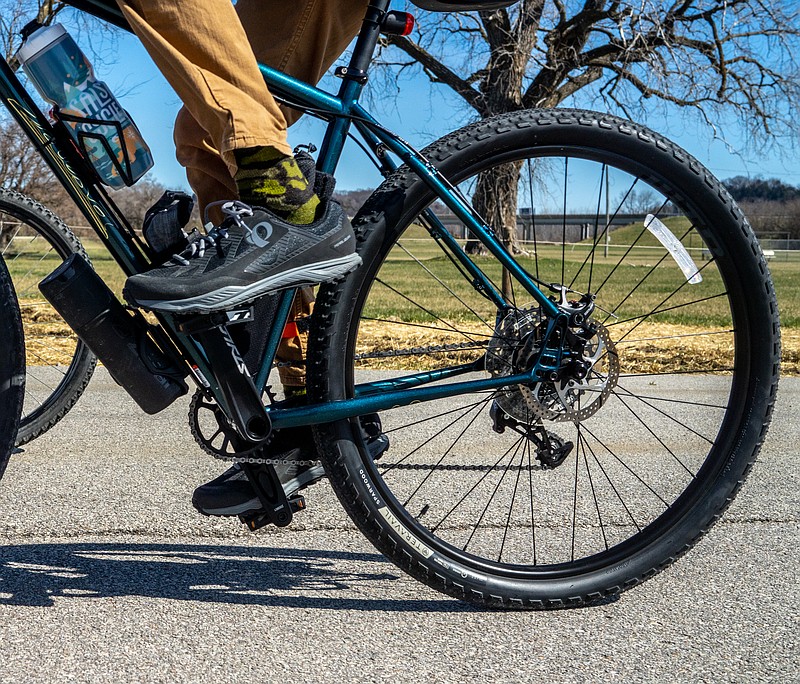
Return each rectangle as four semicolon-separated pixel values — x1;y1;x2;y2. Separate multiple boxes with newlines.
189;390;261;459
188;390;321;466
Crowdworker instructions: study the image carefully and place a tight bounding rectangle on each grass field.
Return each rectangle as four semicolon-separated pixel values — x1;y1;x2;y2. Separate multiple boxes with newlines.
5;225;798;373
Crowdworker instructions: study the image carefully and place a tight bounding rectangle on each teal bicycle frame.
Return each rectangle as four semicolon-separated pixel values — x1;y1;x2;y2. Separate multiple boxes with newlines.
0;0;566;433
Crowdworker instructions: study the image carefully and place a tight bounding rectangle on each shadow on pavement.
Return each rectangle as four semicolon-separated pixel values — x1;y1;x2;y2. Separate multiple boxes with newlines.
0;542;477;612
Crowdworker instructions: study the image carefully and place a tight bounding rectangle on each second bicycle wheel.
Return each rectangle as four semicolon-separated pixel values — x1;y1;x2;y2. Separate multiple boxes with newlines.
0;189;96;445
310;109;780;607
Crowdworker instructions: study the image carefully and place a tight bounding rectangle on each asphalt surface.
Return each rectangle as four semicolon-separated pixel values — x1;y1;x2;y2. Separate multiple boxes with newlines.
0;369;797;683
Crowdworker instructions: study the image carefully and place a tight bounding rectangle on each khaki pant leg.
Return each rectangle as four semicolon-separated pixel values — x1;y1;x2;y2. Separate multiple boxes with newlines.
172;0;371;221
115;0;292;174
276;287;316;388
120;0;369;388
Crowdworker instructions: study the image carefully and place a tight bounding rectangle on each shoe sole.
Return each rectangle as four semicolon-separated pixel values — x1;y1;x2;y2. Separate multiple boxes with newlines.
193;496;263;517
277;464;326;495
132;252;362;314
192;465;327;517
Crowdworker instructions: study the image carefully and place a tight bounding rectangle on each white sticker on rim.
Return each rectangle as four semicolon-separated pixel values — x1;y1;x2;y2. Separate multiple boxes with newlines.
644;214;703;284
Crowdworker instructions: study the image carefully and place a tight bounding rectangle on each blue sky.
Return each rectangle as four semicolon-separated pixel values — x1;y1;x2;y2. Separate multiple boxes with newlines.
55;13;800;194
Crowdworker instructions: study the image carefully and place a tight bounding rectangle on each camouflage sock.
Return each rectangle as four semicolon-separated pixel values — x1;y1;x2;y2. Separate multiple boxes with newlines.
283;385;306;401
233;147;320;225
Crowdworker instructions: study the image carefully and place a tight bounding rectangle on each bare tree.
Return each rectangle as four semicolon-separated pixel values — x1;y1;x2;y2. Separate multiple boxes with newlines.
112;177;171;230
0;116;73;249
0;116;56;196
1;0;154;246
383;0;800;253
1;0;66;67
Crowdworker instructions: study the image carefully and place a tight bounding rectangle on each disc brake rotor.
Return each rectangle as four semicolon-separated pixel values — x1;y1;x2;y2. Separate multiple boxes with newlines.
524;322;619;422
487;306;619;424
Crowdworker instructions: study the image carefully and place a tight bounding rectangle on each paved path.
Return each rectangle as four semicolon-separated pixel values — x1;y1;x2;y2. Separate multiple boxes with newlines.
0;370;797;683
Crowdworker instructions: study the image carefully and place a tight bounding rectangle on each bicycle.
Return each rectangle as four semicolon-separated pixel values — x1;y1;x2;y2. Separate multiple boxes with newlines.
0;0;780;608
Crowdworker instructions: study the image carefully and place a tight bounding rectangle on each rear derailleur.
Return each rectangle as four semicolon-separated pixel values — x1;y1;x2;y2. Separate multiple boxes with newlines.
490;402;574;469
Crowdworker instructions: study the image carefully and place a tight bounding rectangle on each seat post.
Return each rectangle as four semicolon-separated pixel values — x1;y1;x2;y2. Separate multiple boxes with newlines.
343;0;393;80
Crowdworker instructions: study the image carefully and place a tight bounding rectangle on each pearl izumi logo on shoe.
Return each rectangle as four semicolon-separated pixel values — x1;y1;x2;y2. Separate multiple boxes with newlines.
333;233;352;249
246;220;274;248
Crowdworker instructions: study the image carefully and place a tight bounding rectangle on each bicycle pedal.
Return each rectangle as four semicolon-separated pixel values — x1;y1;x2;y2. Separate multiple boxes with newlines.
239;495;306;532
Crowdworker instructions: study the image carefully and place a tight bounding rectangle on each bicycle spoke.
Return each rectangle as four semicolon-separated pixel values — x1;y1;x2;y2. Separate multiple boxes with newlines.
585;163;606;295
381;395;495;436
579;424;670;506
525;159;540;282
431;433;523;534
602;224;694;320
463;437;525;553
570;426;580;561
372;278;498;348
561;158;568;286
395;241;496;333
613;391;695;477
498;441;527;562
580;429;608;552
569;176;643;295
583;436;642;533
611;383;718;443
401;392;496;506
616;328;734;346
526;431;537;565
609;292;729;332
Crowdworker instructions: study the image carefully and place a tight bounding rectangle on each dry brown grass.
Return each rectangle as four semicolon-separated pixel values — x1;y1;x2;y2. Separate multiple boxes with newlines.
354;320;752;374
21;305;79;367
21;313;795;375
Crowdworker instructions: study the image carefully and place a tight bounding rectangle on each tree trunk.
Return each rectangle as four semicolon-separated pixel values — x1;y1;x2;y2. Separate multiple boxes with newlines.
0;222;11;253
465;160;524;257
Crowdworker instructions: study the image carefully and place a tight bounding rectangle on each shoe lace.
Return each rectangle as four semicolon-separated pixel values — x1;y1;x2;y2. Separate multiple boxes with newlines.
170;201;255;266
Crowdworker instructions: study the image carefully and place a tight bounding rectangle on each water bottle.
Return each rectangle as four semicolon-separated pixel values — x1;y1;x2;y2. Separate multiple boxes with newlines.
16;23;154;188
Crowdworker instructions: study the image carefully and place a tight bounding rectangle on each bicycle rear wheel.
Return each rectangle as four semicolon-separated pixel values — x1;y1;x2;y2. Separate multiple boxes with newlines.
0;252;25;479
0;190;96;445
309;109;780;607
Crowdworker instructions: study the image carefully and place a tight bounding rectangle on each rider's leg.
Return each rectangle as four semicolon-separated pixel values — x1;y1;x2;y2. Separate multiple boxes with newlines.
115;0;290;163
116;0;377;513
117;0;368;225
119;0;370;312
165;0;364;390
114;0;311;224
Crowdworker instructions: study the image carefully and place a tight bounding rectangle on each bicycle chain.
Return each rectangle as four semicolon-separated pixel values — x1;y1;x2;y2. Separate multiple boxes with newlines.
376;462;547;472
354;340;486;360
188;390;320;467
270;340;485;368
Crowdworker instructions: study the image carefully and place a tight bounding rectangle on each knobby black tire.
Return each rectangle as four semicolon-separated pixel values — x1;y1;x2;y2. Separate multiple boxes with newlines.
0;254;25;479
0;190;96;445
308;109;780;608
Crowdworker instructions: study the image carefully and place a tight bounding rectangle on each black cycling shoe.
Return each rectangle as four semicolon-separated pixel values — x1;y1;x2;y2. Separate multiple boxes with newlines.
192;415;389;517
124;200;361;314
192;426;321;517
192;461;326;517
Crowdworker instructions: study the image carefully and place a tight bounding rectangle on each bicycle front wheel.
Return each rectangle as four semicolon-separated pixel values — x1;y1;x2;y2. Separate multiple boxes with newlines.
0;190;96;445
309;109;780;608
0;252;25;479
